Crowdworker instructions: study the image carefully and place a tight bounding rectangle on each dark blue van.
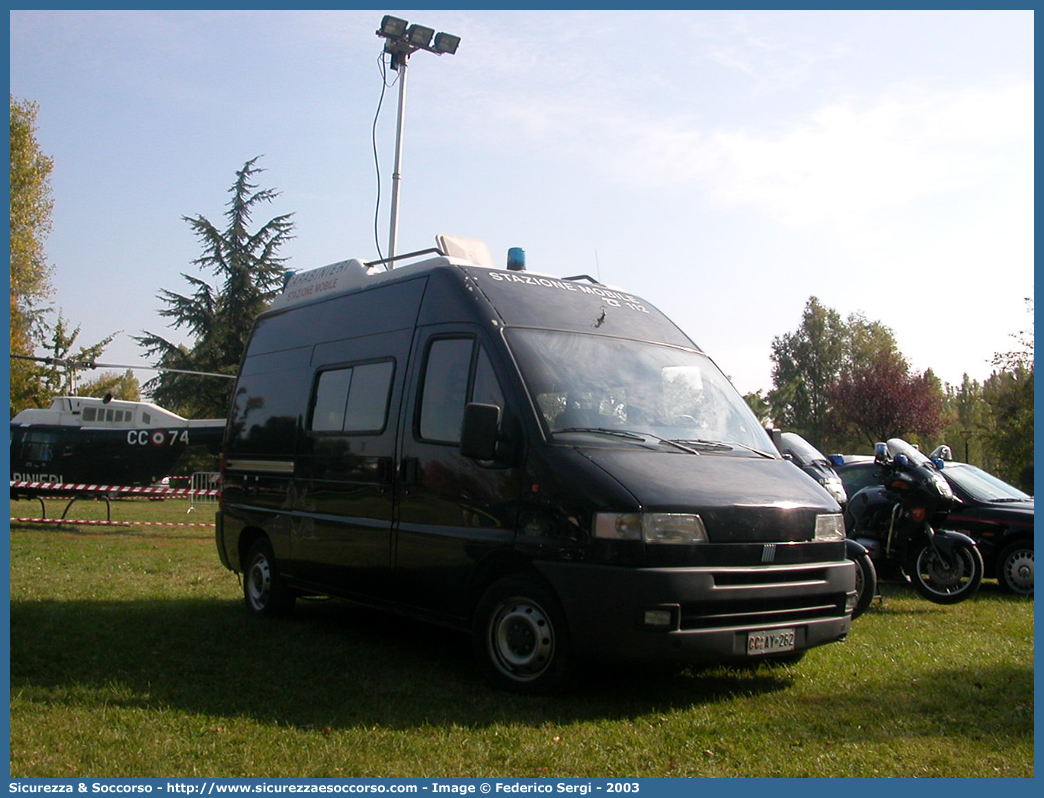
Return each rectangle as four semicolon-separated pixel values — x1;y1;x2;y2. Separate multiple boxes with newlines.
216;236;856;692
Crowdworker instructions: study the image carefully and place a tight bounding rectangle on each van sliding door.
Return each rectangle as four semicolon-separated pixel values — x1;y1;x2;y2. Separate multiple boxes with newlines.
293;329;410;599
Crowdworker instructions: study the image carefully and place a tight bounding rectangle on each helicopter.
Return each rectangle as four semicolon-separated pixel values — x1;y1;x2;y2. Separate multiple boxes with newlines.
9;355;230;494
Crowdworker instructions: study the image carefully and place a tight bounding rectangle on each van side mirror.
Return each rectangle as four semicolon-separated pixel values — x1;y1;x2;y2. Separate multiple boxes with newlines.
460;403;501;460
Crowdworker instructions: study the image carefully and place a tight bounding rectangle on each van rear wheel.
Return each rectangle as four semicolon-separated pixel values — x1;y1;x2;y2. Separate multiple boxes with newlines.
244;539;295;617
474;576;573;693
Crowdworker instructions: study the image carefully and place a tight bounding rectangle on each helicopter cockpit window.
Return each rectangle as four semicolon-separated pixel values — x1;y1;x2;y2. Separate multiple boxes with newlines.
22;431;58;462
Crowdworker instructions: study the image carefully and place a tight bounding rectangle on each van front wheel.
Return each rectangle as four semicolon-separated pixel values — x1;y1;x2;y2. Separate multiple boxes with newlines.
474;576;573;693
244;539;295;617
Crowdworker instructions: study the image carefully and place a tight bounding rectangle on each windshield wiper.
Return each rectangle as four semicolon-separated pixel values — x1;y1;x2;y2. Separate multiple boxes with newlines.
554;427;702;455
673;438;776;459
555;427;646;440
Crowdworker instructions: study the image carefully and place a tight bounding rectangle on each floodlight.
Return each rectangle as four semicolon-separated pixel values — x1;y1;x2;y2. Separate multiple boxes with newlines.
406;24;434;48
378;15;407;38
375;15;462;271
433;32;460;54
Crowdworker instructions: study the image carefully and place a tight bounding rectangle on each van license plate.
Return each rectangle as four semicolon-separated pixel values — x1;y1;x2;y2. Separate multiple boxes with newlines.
746;628;796;655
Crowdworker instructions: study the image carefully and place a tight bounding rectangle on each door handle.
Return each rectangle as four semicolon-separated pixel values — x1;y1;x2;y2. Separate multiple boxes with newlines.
399;457;419;488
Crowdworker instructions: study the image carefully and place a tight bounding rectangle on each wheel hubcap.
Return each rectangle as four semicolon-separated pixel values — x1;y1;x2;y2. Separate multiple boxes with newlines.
490;599;554;681
247;556;271;607
1003;550;1034;594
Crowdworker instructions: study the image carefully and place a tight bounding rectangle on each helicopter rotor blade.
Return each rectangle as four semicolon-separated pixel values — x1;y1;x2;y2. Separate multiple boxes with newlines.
9;353;236;380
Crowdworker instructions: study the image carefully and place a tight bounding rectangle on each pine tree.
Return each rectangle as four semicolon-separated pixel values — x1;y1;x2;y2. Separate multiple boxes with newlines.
136;157;294;418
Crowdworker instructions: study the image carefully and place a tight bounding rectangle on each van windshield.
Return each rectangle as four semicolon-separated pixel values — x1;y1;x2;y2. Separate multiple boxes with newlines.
506;329;775;456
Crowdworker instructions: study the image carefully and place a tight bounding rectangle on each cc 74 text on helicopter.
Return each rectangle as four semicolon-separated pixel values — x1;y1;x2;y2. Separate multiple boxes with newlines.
10;355;228;495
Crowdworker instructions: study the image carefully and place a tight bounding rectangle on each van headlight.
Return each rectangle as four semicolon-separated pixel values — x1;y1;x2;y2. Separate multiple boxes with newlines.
814;513;845;541
594;512;709;544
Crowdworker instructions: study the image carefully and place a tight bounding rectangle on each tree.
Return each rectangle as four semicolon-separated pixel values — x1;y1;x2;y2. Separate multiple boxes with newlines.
982;366;1033;490
769;296;928;452
136;157;294;418
78;369;141;402
936;375;991;467
981;298;1034;489
768;297;846;447
829;348;945;447
993;297;1033;372
10;95;55;412
19;315;122;408
743;390;772;426
846;311;900;368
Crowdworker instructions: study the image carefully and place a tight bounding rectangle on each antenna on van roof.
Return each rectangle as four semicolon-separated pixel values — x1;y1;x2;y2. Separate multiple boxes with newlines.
366;247;440;269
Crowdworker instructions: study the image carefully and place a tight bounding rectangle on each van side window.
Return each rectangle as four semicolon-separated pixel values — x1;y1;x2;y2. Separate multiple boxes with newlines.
311;360;394;434
472;347;505;408
419;339;504;444
343;361;395;431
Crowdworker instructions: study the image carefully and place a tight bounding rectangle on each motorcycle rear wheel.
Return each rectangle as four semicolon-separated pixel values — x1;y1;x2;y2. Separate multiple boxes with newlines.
906;540;983;604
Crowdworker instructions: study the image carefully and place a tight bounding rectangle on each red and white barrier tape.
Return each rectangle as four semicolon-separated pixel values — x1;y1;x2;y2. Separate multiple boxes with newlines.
11;517;215;528
10;481;218;497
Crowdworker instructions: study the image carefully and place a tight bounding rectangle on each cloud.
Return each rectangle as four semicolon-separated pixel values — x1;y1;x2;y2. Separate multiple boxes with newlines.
485;79;1033;229
702;82;1032;224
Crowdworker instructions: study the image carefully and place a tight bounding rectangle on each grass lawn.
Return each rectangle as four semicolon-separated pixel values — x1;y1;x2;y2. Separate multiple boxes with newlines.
8;497;1035;778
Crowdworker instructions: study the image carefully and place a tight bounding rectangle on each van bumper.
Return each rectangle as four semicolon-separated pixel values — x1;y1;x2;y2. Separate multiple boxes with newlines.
533;559;855;664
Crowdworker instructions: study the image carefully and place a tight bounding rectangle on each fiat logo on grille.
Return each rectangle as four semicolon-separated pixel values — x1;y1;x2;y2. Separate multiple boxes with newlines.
761;544;777;563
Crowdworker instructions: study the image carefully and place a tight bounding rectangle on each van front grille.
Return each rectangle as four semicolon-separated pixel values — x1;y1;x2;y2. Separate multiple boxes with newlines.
713;568;830;586
680;594;848;630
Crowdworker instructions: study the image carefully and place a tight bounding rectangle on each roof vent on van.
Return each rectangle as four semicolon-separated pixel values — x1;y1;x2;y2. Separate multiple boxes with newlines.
435;234;495;268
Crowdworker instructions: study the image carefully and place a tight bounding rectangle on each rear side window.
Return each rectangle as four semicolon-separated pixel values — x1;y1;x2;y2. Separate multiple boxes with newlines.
311;360;395;434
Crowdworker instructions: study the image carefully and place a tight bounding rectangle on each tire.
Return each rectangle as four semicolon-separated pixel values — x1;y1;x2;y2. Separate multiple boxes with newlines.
849;552;878;619
243;538;296;617
907;540;984;604
997;541;1034;597
473;575;573;693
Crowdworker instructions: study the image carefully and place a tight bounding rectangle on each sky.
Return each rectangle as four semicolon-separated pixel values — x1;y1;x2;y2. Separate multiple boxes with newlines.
8;8;1035;399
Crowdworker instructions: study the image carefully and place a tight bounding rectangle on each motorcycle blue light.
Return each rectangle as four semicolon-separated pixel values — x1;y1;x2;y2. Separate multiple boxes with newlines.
894;454;909;467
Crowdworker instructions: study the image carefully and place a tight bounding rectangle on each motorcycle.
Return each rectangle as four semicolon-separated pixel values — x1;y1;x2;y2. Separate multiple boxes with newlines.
843;438;983;606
